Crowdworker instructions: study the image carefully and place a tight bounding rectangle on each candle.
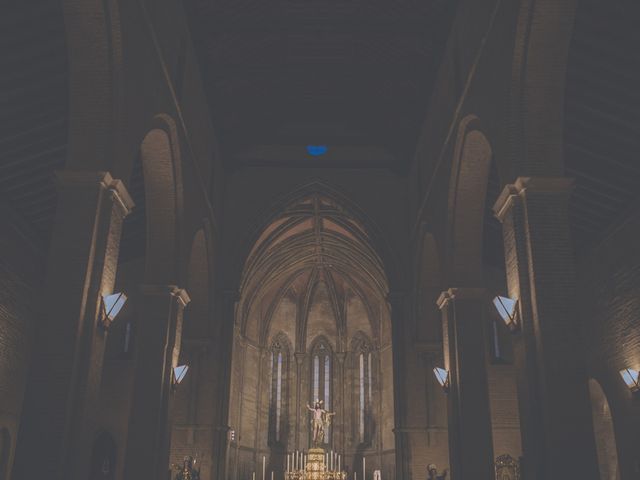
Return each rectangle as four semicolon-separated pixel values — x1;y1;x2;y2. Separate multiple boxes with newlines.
363;457;365;480
287;454;290;473
262;456;266;480
338;454;341;472
325;453;328;468
253;472;256;480
271;472;274;480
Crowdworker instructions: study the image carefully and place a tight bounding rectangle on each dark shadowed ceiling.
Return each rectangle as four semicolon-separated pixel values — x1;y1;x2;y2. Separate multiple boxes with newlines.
1;0;639;267
184;0;459;170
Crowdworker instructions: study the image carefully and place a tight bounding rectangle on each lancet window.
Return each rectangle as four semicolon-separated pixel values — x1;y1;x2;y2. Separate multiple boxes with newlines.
353;334;374;444
269;335;289;443
310;339;332;443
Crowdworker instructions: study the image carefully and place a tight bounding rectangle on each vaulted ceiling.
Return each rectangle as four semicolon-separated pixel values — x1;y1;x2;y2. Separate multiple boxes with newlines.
184;0;459;170
1;0;639;269
238;194;388;345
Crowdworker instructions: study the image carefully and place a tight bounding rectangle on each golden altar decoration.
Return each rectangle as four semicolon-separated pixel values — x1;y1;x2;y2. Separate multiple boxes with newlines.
285;448;346;480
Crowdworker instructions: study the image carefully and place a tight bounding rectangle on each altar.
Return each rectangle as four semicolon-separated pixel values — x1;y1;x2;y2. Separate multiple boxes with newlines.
285;448;346;480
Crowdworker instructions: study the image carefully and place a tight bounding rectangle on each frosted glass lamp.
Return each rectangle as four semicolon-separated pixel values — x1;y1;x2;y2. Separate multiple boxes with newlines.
433;367;450;392
619;368;640;394
493;295;519;332
100;292;127;330
173;365;190;389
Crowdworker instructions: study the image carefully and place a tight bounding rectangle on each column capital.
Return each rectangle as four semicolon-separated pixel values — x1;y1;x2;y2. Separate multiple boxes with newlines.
139;284;191;307
294;352;307;365
493;176;574;222
56;170;135;216
335;352;348;364
437;287;487;310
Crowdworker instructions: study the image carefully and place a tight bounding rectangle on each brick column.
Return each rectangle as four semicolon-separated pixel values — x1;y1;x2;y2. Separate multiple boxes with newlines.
13;171;133;480
437;288;494;480
211;289;238;480
388;291;409;480
123;285;190;479
493;177;599;480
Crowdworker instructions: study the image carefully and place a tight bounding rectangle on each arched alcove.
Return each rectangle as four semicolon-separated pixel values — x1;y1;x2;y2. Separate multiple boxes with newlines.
447;119;493;284
228;192;395;480
588;379;620;480
139;117;184;284
169;225;214;474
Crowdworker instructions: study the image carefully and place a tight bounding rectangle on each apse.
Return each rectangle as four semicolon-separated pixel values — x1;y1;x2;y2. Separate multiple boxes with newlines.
228;193;395;480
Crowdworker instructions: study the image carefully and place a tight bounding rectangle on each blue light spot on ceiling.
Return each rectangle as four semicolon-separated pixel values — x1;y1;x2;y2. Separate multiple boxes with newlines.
306;145;328;156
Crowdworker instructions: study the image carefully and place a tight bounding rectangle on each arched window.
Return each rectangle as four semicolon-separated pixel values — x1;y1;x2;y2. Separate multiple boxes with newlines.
269;335;290;444
352;334;374;445
310;338;332;444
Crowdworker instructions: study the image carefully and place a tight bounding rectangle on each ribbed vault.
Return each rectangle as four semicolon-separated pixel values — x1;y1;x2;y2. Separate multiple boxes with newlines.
238;193;389;348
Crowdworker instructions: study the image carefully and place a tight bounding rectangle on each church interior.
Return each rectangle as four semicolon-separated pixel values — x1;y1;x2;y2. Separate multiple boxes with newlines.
0;0;639;479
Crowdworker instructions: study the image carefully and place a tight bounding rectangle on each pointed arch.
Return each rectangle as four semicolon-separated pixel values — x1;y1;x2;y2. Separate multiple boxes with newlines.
446;116;493;284
268;333;292;445
588;379;620;480
139;114;184;284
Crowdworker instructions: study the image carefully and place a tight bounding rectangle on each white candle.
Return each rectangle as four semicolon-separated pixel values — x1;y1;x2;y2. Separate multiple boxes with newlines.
296;451;299;470
262;456;266;480
287;454;290;473
338;454;341;472
271;472;274;480
363;457;365;480
253;472;256;480
355;472;357;480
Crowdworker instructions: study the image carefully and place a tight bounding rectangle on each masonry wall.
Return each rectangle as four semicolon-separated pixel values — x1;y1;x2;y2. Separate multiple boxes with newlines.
579;212;640;479
0;205;43;478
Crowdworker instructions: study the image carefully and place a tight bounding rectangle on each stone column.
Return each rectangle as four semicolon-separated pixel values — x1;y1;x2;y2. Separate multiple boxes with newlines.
13;171;133;480
123;285;190;479
437;288;494;480
388;291;409;480
294;352;306;449
335;352;347;456
493;177;599;480
211;289;238;480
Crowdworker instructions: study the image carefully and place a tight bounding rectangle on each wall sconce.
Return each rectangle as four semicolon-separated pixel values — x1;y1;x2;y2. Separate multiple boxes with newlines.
99;292;127;330
492;295;519;332
172;365;190;390
619;368;640;395
433;367;450;392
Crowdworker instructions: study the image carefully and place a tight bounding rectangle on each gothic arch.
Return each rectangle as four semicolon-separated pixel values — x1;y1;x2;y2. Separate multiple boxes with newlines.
139;115;184;284
231;181;401;293
446;116;493;284
588;379;621;480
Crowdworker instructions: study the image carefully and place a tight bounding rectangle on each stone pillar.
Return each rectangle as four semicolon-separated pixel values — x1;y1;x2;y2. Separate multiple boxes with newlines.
13;171;133;480
335;352;347;456
388;291;408;480
211;289;238;480
123;285;190;479
437;288;494;480
294;352;306;450
493;177;599;480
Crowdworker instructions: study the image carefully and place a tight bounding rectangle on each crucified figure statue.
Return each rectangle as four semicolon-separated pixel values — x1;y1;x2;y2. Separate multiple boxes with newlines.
307;400;335;445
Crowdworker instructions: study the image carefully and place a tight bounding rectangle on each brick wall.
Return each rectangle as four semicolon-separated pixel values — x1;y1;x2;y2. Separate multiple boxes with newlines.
579;210;640;479
0;204;43;476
